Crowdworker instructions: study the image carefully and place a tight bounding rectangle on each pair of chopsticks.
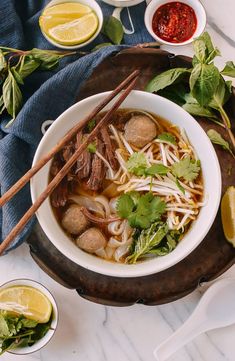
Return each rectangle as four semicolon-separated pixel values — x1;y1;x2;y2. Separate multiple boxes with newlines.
0;69;140;255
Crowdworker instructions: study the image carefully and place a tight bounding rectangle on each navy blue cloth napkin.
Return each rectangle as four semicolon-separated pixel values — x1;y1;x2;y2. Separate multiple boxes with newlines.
0;0;152;252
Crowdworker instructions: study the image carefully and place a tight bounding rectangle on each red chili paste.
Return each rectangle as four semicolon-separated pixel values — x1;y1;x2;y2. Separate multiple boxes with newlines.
152;2;197;43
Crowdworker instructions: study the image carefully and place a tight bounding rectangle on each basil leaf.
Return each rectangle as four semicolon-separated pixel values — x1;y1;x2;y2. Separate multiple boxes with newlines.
190;63;220;106
102;16;124;45
92;43;113;52
0;50;6;72
30;48;64;70
193;39;207;63
2;70;22;119
194;32;220;64
207;129;232;153
209;76;232;111
158;83;188;106
18;55;40;79
182;93;219;119
11;68;24;85
221;61;235;77
146;68;189;93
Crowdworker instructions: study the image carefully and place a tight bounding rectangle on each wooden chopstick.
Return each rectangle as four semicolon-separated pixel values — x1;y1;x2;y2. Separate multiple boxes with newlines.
0;69;140;208
0;74;139;255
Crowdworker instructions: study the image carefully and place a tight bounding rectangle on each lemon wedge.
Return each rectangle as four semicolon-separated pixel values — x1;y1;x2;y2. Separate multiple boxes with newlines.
48;13;98;45
39;2;98;45
42;2;92;17
0;286;52;323
221;186;235;246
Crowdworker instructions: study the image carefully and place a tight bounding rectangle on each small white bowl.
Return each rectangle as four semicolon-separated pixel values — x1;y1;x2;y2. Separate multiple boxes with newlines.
102;0;144;8
144;0;207;46
30;91;221;278
0;279;58;355
40;0;103;50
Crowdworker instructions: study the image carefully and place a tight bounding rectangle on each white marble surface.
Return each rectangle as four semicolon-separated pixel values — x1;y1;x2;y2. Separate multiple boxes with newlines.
1;0;235;360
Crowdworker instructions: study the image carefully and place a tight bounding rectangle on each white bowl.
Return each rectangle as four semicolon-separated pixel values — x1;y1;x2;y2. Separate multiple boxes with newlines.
144;0;207;46
31;91;221;278
40;0;103;50
102;0;144;8
0;279;58;355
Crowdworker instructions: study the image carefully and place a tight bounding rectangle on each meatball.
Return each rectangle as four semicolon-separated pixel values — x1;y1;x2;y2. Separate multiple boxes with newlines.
61;204;89;235
76;227;107;253
124;115;157;148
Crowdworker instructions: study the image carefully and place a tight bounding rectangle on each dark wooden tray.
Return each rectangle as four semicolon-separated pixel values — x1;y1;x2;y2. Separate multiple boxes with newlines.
27;48;235;306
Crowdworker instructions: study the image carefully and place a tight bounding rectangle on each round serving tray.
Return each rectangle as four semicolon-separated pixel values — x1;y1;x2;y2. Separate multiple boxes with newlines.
27;48;235;306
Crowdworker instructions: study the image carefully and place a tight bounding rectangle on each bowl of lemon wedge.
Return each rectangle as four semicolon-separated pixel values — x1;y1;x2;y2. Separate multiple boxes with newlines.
0;279;58;355
39;0;103;49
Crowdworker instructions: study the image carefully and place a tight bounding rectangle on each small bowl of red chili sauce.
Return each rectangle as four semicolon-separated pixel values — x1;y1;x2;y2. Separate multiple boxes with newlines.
144;0;206;46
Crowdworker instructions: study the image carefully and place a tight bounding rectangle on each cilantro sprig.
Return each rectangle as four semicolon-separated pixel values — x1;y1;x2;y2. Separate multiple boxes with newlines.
116;191;166;229
0;311;52;355
126;152;169;177
171;156;201;182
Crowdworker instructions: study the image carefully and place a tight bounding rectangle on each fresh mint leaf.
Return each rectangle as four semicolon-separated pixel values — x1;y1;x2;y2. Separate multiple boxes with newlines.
145;164;169;176
126;152;148;176
190;63;220;106
171;156;201;182
146;68;189;93
158;132;176;145
87;142;96;153
102;16;124;45
116;194;135;218
221;61;235;77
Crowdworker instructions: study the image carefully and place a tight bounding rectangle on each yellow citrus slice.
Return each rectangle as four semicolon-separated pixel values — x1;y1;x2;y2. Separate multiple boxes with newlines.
0;286;52;323
48;13;98;45
42;2;92;17
221;186;235;246
39;3;93;34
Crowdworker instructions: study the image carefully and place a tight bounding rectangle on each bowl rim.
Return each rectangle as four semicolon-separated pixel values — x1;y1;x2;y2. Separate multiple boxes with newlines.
0;278;58;355
144;0;207;46
40;0;103;50
30;90;221;278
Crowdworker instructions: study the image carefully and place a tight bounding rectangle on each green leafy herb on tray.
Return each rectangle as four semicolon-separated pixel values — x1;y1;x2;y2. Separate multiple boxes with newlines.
207;129;235;158
146;32;235;155
0;47;76;125
0;311;52;355
102;16;124;45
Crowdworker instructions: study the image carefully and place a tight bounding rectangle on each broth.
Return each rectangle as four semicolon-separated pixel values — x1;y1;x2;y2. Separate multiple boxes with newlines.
50;109;203;264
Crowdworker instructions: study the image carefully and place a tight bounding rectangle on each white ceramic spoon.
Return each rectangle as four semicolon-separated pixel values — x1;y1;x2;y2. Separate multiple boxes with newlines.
154;278;235;361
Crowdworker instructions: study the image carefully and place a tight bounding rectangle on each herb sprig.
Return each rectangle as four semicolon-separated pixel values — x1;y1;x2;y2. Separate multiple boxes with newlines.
116;191;166;229
0;311;52;355
146;32;235;154
0;47;76;125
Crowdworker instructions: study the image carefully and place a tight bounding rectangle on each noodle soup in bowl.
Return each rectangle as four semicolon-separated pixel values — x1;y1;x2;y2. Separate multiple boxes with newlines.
31;91;221;278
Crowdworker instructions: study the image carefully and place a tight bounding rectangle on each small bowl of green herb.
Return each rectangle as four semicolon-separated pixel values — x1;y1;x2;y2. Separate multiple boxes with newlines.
0;279;58;355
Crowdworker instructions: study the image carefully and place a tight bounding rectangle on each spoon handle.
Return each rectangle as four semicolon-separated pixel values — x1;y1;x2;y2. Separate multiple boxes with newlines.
154;315;206;361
